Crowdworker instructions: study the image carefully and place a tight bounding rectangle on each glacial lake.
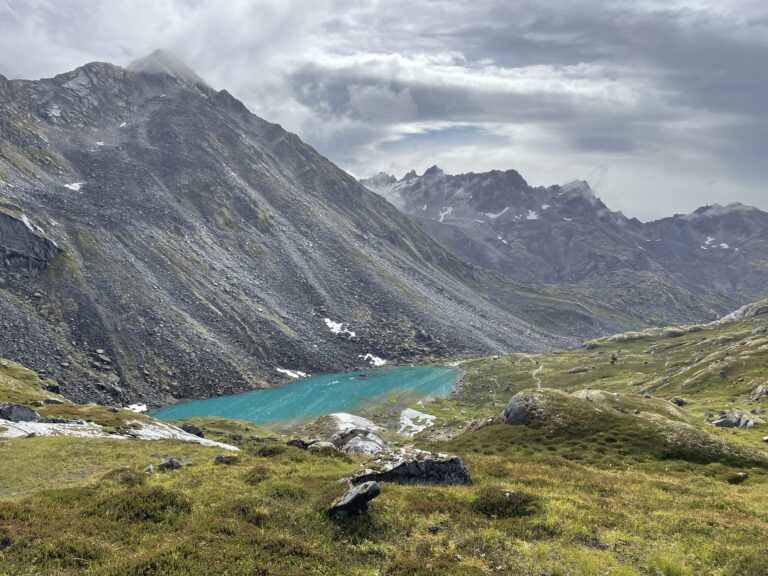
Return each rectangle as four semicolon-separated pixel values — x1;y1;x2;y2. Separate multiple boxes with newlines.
151;366;457;425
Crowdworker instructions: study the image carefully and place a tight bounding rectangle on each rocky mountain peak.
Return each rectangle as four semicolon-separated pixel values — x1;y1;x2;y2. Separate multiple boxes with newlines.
127;49;211;90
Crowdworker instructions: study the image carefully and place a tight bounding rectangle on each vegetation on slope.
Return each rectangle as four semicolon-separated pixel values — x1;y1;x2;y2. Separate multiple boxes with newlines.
0;303;766;575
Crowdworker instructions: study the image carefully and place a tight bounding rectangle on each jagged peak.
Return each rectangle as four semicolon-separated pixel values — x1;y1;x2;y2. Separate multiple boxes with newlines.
423;165;445;177
127;49;210;89
402;169;419;180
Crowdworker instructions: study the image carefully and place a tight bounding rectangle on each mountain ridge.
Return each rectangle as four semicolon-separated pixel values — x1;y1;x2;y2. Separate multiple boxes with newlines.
361;167;768;323
0;54;625;407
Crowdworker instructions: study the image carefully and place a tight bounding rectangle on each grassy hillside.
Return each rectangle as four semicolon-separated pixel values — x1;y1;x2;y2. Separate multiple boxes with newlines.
1;305;767;575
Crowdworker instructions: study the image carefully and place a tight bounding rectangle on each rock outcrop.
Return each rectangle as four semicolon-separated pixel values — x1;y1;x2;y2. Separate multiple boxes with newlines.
0;209;58;274
329;481;381;517
351;448;471;486
0;403;40;422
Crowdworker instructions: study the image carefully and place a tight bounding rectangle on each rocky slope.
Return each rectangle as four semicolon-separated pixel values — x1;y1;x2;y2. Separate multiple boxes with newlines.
362;167;768;323
0;51;623;407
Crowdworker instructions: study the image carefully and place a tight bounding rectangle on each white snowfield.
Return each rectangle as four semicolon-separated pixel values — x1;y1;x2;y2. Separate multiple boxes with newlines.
361;353;387;367
330;412;381;431
276;368;308;379
0;418;238;451
399;408;436;435
63;182;83;191
323;318;356;338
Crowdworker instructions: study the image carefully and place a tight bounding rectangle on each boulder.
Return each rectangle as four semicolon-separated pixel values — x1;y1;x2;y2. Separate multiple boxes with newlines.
497;390;549;426
144;464;154;474
712;409;754;429
750;385;768;402
0;403;41;423
670;397;688;407
180;423;204;438
214;454;237;465
329;481;381;517
352;448;471;486
286;437;316;450
334;428;388;456
158;457;183;471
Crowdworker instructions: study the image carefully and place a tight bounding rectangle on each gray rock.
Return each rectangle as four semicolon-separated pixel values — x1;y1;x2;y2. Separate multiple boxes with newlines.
498;390;548;426
286;438;315;450
0;403;41;423
329;481;381;517
670;397;688;407
180;423;204;438
353;449;471;486
214;454;237;465
750;384;768;402
158;457;183;471
712;409;754;429
144;464;154;474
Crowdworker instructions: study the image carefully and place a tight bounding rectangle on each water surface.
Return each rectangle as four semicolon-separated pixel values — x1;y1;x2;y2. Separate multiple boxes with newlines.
151;366;456;425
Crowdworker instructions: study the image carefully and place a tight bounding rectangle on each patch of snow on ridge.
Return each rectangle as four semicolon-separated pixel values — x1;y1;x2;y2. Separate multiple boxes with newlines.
439;206;453;222
399;408;436;435
276;368;308;379
485;206;508;219
541;204;550;210
324;318;356;338
126;403;148;413
64;182;83;191
526;210;539;220
0;418;238;450
361;353;387;367
119;121;127;128
719;243;730;249
330;412;381;431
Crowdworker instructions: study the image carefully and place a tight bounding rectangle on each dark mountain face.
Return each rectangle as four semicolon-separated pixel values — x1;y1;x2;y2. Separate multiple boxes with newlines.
0;53;622;407
362;169;768;324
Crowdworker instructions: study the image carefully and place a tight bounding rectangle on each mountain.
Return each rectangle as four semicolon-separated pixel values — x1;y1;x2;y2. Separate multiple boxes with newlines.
0;52;623;407
361;167;768;324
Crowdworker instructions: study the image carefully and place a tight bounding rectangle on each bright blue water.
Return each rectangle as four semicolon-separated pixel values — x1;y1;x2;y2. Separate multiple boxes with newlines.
151;366;457;425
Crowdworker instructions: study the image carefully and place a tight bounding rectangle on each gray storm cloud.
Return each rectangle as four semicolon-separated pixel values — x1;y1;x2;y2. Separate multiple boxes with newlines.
1;0;766;220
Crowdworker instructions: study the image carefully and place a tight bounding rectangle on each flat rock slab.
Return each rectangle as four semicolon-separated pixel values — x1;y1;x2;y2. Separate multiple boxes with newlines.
352;449;471;486
329;481;381;517
0;403;41;423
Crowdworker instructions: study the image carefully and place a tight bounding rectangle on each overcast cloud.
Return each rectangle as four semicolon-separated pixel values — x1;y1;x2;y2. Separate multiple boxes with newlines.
1;0;767;220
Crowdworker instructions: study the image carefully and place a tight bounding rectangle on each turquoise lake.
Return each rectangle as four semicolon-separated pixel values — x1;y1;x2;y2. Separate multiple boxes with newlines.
151;366;457;425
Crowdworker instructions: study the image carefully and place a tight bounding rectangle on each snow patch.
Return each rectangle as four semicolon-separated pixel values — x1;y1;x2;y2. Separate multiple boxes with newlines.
324;318;356;338
541;204;550;210
439;206;453;222
361;353;387;367
526;210;539;220
119;122;127;128
330;412;381;431
0;418;238;450
399;408;436;435
276;368;308;379
126;403;148;413
484;206;509;219
96;141;104;146
64;182;83;191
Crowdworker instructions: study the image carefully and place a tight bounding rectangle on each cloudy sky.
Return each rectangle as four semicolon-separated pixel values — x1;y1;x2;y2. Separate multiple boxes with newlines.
1;0;767;220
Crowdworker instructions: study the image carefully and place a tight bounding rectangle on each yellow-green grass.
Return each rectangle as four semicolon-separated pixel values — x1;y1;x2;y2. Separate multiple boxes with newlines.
0;434;766;575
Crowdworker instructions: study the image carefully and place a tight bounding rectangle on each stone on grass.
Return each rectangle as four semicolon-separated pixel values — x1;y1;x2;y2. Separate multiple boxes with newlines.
329;481;381;517
158;457;183;471
713;409;754;429
0;403;41;423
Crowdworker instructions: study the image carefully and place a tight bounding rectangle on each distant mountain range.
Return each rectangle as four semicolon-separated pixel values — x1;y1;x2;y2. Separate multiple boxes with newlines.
362;167;768;323
0;51;623;406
